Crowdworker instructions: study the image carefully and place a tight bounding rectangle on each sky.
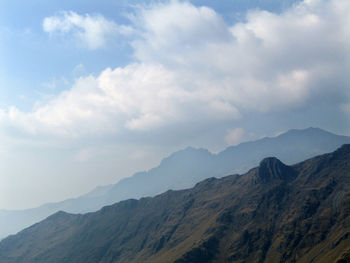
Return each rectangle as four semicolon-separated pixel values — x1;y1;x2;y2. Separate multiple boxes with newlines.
0;0;349;210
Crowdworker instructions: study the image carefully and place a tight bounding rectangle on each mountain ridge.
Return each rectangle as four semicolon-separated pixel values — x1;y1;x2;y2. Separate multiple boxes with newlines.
1;144;350;262
0;127;349;240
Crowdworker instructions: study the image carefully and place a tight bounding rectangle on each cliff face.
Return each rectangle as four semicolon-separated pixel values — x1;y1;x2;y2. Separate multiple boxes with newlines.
1;145;350;263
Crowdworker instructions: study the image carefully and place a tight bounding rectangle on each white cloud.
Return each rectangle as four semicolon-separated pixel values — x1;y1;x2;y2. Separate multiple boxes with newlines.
1;0;349;139
132;0;350;111
225;128;245;146
131;1;232;63
0;62;240;136
43;11;133;49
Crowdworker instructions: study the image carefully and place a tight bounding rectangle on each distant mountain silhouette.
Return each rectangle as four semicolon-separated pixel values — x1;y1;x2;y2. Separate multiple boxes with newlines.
1;144;350;262
0;127;349;240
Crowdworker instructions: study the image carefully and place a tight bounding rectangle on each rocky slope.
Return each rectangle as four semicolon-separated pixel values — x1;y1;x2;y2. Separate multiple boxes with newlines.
1;127;349;240
1;144;350;263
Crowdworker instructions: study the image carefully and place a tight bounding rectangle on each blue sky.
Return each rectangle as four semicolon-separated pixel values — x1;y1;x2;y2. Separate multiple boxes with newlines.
0;0;299;110
0;0;349;209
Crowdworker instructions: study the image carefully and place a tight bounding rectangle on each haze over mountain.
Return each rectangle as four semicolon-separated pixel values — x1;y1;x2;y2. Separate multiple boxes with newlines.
0;127;349;240
1;0;349;213
1;144;349;262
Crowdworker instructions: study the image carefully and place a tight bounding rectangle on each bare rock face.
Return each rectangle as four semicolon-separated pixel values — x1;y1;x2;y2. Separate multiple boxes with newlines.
257;157;297;183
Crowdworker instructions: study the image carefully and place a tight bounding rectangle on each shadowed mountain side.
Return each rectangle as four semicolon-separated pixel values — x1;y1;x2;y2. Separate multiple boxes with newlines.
0;145;350;263
1;127;350;240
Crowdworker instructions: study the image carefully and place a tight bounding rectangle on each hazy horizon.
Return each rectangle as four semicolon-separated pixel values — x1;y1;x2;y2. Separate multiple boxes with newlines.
1;0;349;210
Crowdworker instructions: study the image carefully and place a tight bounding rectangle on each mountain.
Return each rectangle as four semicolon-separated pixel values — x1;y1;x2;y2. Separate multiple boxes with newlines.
1;127;350;240
1;144;350;263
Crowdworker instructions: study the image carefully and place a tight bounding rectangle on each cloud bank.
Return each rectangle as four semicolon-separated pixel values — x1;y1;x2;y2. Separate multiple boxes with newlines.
2;0;349;139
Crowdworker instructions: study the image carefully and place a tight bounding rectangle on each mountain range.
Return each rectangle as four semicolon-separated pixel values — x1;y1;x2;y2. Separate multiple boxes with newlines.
1;144;349;262
1;127;349;240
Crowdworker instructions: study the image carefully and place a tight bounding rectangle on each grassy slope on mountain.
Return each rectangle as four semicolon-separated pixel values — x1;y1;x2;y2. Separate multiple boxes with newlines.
0;145;350;263
1;127;350;241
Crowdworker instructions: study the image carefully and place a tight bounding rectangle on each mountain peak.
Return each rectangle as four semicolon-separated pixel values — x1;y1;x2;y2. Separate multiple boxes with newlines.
281;127;334;138
257;157;297;183
48;210;71;220
2;146;350;263
159;146;212;166
259;156;282;166
331;144;350;160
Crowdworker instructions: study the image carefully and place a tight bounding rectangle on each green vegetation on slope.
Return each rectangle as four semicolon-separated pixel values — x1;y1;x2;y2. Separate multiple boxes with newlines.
1;145;350;263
